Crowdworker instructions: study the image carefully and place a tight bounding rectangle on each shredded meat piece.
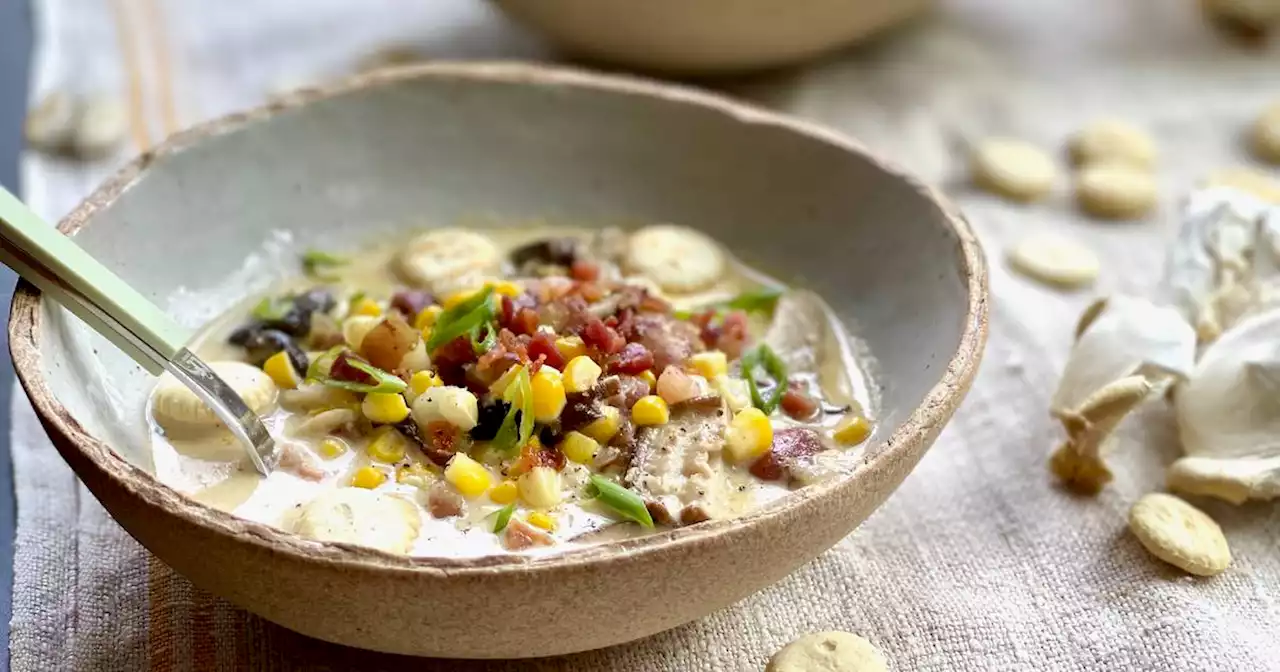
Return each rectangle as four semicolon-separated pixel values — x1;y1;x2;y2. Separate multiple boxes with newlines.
278;443;325;481
625;313;703;371
561;391;604;433
607;342;655;375
599;375;650;409
670;395;724;413
750;427;824;481
427;481;464;518
431;336;479;387
503;518;555;550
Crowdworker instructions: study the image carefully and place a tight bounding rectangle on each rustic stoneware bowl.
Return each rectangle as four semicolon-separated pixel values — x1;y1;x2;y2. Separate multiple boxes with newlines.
491;0;934;76
10;63;986;659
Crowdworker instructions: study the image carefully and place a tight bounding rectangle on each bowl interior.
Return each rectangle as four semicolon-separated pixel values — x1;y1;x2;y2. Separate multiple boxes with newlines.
36;68;972;500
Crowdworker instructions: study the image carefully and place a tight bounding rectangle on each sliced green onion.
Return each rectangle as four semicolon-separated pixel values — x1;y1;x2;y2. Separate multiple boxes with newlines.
671;287;783;322
587;475;654;528
426;287;496;352
302;250;347;279
492;502;516;533
742;343;788;414
309;350;407;394
724;287;783;313
470;322;497;355
510;367;534;448
305;345;345;381
252;296;293;321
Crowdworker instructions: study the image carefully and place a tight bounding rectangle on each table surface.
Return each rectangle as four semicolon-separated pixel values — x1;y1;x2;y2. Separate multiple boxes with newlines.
0;0;32;666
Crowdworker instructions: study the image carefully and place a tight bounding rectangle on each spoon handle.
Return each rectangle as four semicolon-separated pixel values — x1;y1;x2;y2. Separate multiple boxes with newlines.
0;188;190;373
0;186;275;475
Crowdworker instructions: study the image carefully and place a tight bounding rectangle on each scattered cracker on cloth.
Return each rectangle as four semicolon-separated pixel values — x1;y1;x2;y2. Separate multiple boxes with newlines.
11;0;1280;670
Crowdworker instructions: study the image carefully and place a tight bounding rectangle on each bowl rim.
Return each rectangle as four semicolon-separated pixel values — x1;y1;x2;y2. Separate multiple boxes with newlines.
8;61;988;575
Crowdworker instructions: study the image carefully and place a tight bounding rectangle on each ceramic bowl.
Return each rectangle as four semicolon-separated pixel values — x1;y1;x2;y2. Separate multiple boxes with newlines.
491;0;933;76
9;62;986;658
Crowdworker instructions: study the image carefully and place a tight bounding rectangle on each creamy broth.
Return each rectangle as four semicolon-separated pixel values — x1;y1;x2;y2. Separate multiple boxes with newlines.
147;226;876;558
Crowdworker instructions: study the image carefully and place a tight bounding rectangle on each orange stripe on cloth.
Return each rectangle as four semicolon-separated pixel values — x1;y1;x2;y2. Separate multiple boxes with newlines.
138;0;181;137
108;0;153;151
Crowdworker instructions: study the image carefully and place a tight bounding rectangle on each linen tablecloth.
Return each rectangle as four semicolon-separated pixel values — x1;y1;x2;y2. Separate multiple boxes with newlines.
11;0;1280;669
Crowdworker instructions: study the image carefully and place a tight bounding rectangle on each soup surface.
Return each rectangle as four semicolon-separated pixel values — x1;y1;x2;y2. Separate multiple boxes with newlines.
147;225;876;558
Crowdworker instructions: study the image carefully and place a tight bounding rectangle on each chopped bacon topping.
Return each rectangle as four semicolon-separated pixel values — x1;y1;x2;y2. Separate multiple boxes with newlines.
580;318;626;355
780;384;820;421
608;342;655;375
569;259;600;282
750;427;824;481
527;331;566;371
328;351;376;385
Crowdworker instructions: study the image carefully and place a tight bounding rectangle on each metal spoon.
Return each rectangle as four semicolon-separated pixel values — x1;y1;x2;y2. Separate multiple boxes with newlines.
0;187;276;475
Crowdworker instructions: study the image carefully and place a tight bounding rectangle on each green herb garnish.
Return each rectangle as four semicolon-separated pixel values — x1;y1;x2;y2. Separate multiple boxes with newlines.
491;367;534;453
671;287;783;321
302;249;347;279
492;502;516;533
470;323;497;355
724;287;783;313
425;287;496;352
742;343;788;414
306;348;407;394
252;295;293;321
305;345;345;381
586;475;654;528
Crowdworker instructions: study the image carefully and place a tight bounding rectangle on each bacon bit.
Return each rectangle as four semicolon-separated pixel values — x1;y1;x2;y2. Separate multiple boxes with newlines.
503;518;555;550
581;318;626;355
716;311;750;360
423;420;462;466
511;308;541;336
498;295;517;328
511;440;567;475
432;336;480;387
328;351;377;385
570;259;600;282
527;331;566;371
750;427;824;481
427;481;464;518
576;281;605;303
609;342;655;375
780;385;821;421
638;293;670;313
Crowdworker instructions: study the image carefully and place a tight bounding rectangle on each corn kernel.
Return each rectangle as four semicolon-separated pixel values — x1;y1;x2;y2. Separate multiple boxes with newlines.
351;466;387;489
556;336;587;360
582;406;621;443
445;453;492;498
442;288;481;310
366;426;408;463
396;463;435;488
631;395;670;426
361;392;411;425
724;408;774;463
414;304;443;330
559;431;600;464
834;415;873;446
489;280;523;297
527;511;557;531
518;466;563;508
638;369;657;390
690;351;728;379
351;297;383;317
262;350;301;389
318;437;348;460
562;356;603;394
489;479;519;504
409;370;443;396
530;366;567;423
